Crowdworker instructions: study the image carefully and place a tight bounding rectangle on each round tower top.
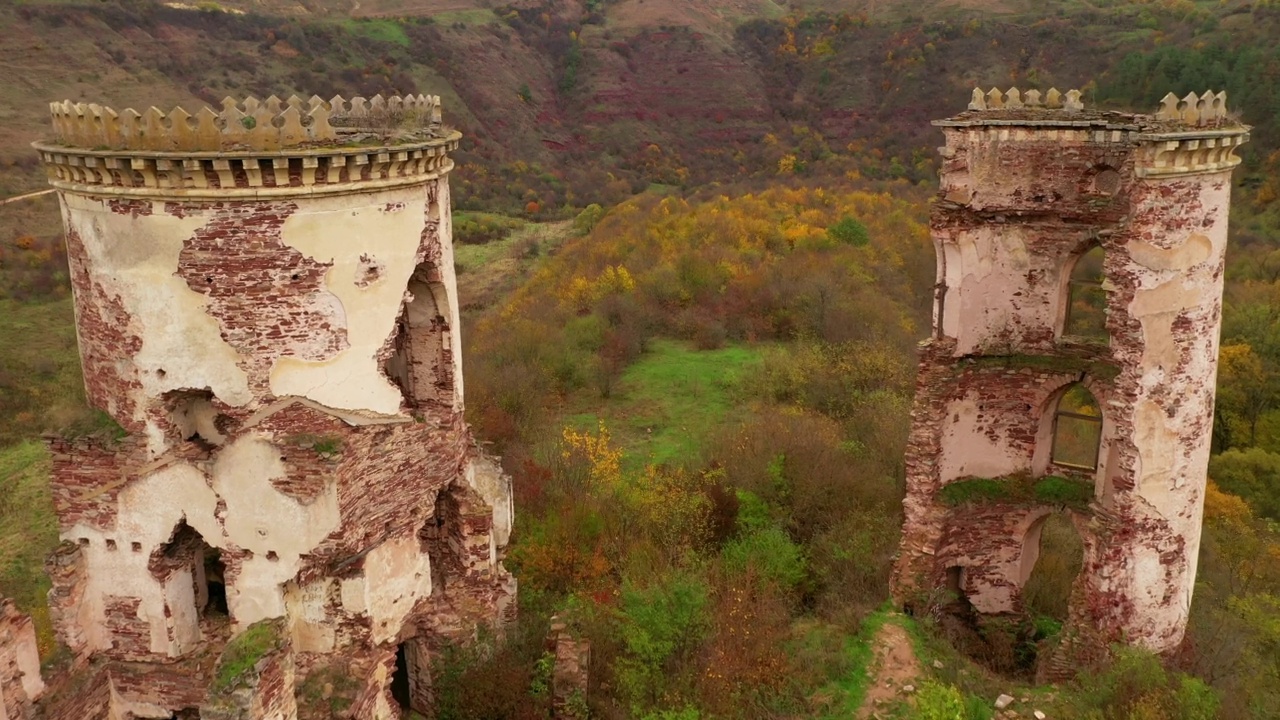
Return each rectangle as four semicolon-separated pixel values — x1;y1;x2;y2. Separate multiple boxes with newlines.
42;93;450;152
32;92;460;200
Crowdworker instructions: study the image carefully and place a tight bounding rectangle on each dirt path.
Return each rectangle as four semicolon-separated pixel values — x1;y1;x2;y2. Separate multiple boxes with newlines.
859;618;924;719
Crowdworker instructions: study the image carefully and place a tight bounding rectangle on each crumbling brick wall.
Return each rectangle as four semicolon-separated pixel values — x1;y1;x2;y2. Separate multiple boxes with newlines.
893;89;1249;655
33;93;515;718
0;599;44;720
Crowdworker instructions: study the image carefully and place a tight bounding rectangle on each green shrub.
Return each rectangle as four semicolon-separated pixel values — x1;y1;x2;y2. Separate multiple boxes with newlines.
938;475;1093;509
938;478;1007;504
616;572;710;714
1033;475;1094;506
573;204;606;235
720;526;807;594
914;681;967;720
1072;648;1221;720
1208;447;1280;520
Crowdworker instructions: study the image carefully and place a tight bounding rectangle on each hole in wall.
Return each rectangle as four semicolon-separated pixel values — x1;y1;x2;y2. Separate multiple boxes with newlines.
164;389;228;447
204;546;228;616
152;521;228;620
106;539;117;551
1022;514;1083;628
1051;384;1103;471
356;254;385;288
383;264;452;408
392;642;412;710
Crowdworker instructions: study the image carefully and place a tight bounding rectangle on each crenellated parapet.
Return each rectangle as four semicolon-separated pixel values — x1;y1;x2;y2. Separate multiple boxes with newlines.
47;93;444;153
1154;90;1230;126
968;87;1085;112
944;88;1250;180
34;92;458;199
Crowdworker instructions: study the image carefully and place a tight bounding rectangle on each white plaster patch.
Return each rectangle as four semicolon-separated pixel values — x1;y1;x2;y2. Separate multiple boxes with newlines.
271;189;429;415
466;455;514;550
947;226;1061;355
436;179;465;409
211;435;339;558
340;535;432;645
285;580;336;653
61;195;252;451
938;394;1028;483
1129;233;1213;273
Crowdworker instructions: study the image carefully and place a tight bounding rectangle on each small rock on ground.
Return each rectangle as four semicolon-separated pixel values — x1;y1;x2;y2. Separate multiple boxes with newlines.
994;694;1015;709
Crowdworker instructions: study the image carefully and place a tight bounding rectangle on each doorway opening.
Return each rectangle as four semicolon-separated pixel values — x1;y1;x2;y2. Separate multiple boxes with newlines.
151;521;228;620
392;642;412;710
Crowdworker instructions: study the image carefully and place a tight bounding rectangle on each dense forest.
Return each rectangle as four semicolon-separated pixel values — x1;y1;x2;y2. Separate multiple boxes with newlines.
3;0;1280;718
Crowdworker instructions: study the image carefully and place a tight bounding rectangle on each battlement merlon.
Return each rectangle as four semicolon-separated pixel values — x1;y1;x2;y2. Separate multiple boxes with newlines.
31;92;461;199
936;88;1250;179
43;93;447;152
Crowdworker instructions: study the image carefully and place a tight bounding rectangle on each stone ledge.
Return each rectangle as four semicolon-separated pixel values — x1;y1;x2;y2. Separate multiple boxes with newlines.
32;134;458;200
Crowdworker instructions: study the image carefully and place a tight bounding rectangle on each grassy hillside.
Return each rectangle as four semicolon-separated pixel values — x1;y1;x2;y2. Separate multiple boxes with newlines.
0;442;58;654
5;0;1279;220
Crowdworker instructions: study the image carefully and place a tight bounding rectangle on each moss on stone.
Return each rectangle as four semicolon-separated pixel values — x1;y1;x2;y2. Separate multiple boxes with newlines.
939;474;1094;510
212;619;283;694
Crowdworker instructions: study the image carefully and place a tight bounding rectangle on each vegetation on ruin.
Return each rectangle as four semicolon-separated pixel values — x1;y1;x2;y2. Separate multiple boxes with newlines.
0;442;57;655
283;433;344;457
938;474;1095;510
210;618;284;694
3;0;1280;717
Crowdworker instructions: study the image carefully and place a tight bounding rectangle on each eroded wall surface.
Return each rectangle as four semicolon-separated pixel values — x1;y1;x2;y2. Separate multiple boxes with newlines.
40;130;516;717
0;599;43;720
893;104;1247;655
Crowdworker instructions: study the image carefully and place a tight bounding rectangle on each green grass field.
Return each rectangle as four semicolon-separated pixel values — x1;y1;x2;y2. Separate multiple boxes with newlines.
338;18;411;47
0;297;89;446
0;441;58;654
567;340;764;468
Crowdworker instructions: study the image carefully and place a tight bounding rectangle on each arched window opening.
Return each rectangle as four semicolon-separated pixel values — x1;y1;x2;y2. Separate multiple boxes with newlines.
1063;246;1107;339
1051;384;1103;470
384;264;453;408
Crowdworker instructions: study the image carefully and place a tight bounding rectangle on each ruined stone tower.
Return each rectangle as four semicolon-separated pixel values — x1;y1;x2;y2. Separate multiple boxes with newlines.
30;94;515;718
892;89;1249;656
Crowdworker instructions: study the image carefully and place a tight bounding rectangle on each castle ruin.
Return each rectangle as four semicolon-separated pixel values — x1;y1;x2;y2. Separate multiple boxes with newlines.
892;89;1249;660
17;93;515;718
